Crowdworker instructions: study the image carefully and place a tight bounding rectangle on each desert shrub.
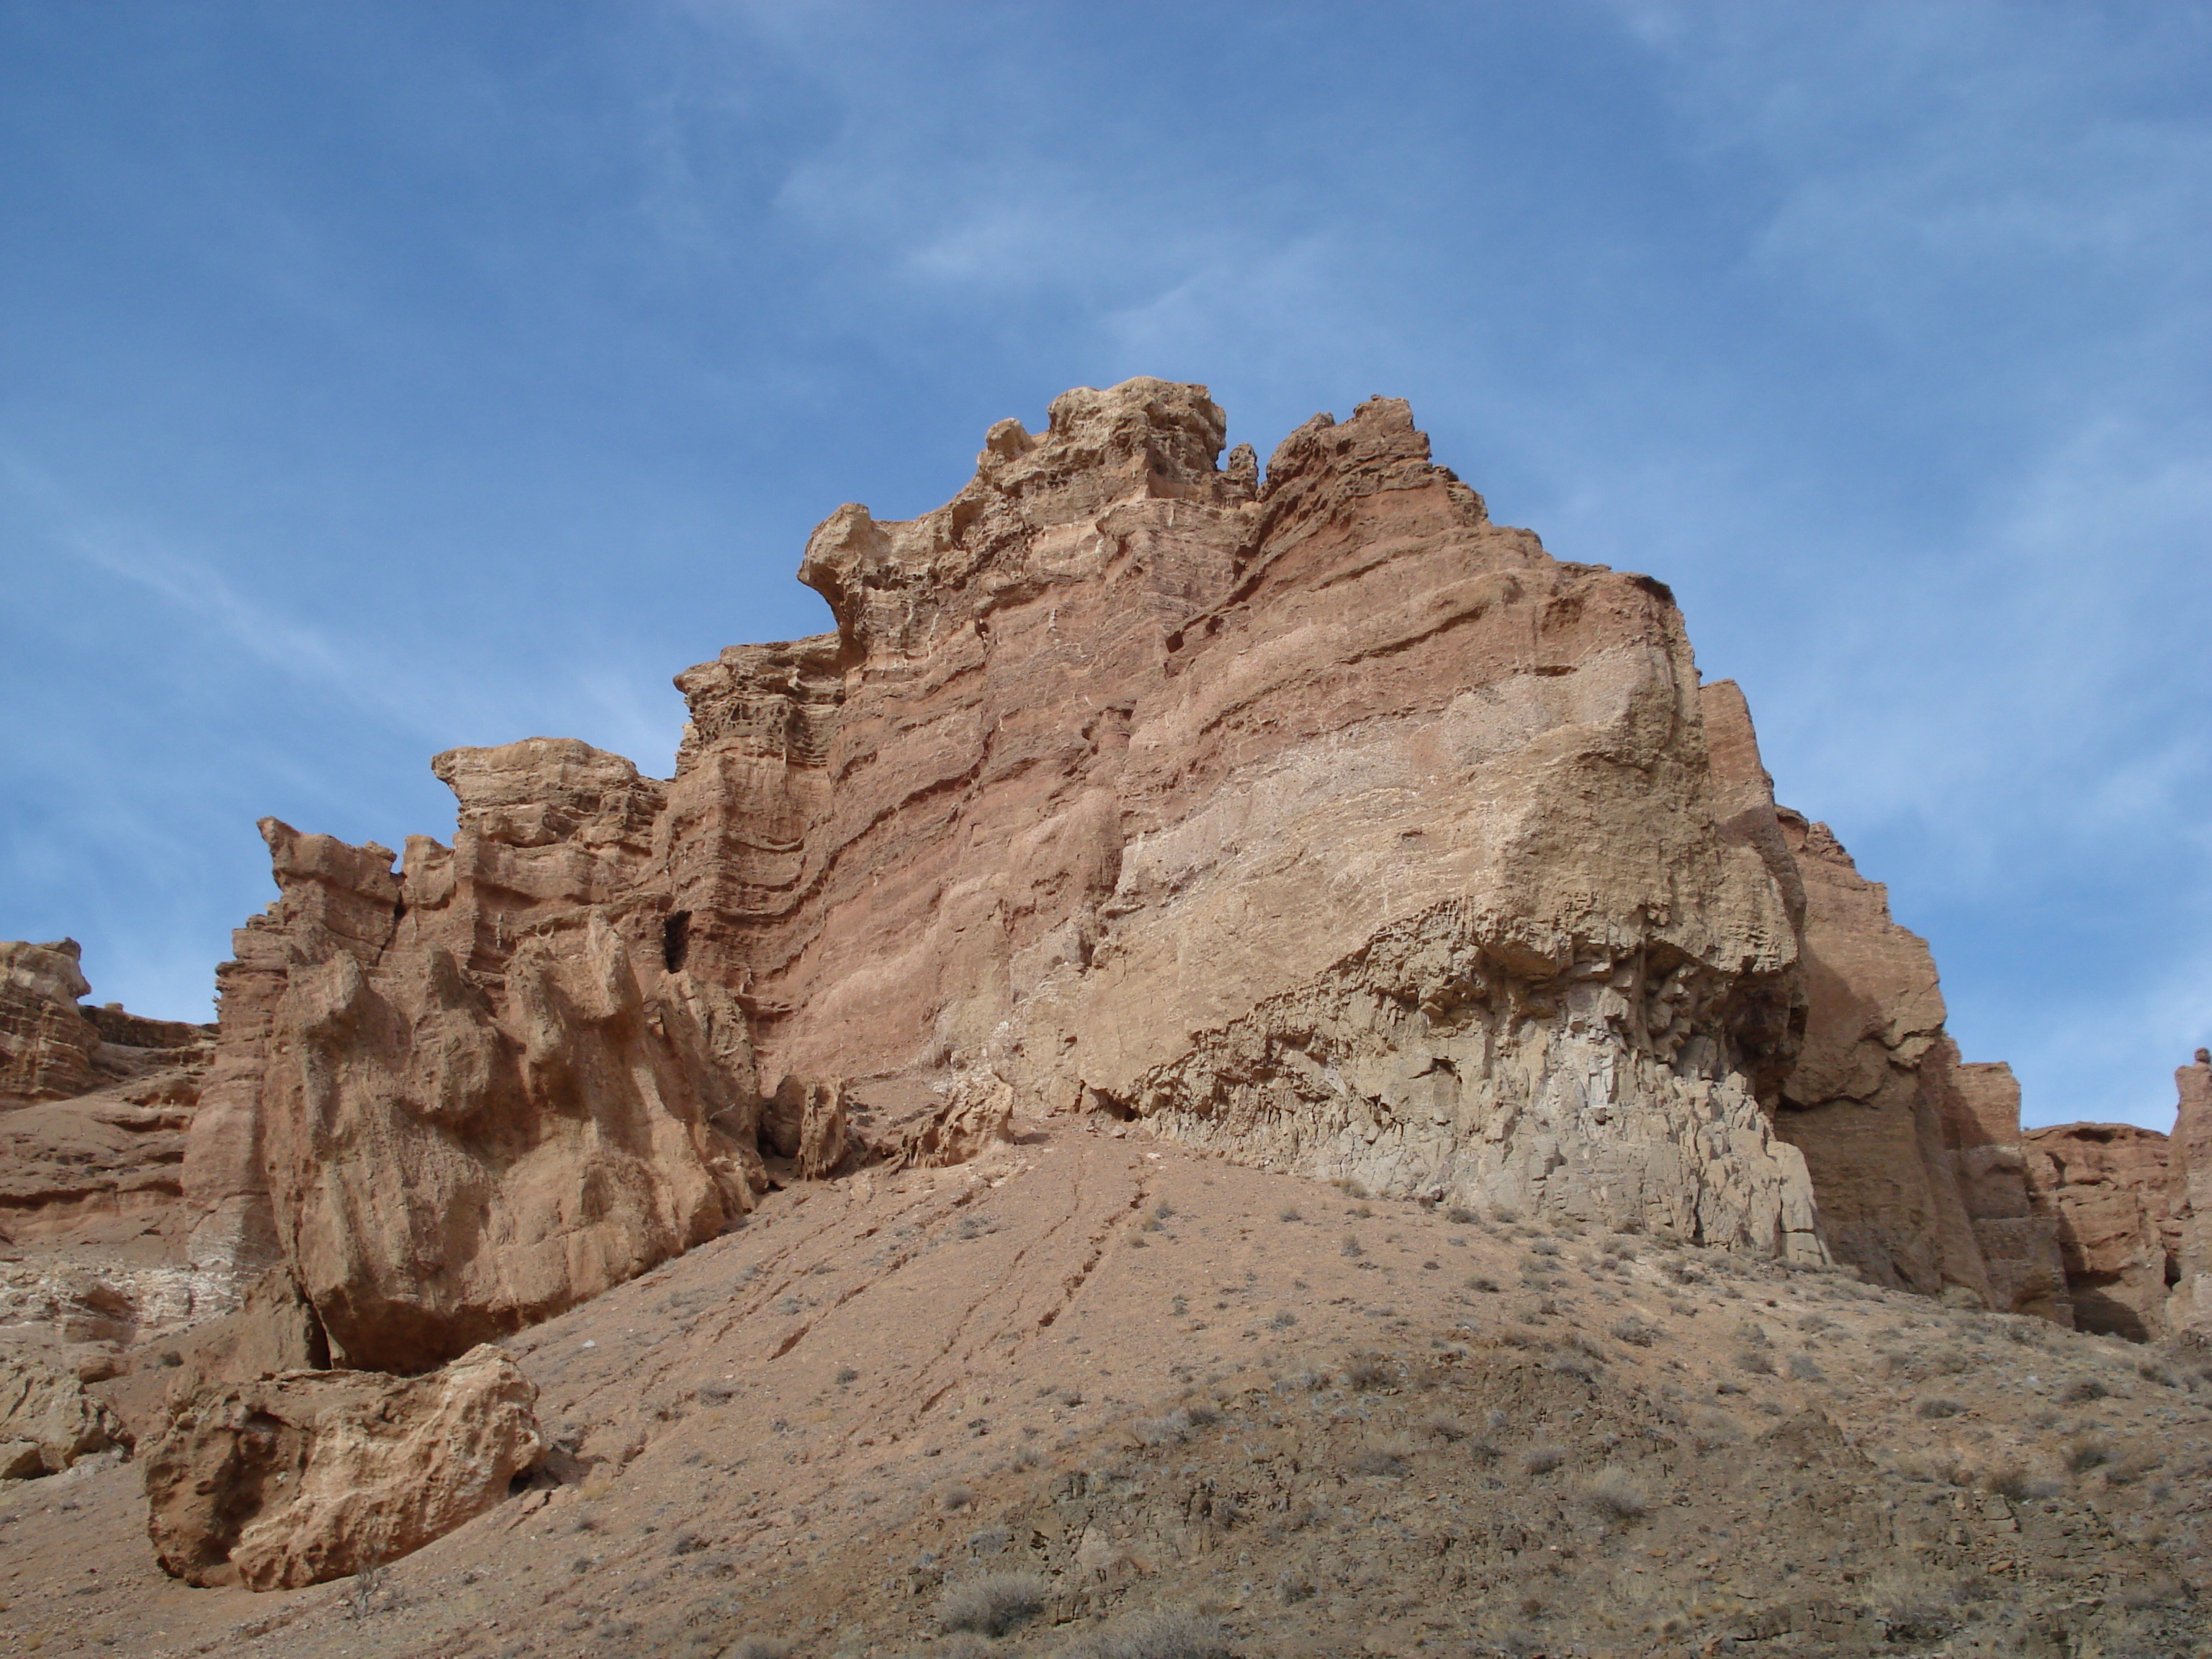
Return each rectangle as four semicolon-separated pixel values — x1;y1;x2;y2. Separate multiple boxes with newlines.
1467;1275;1501;1294
1278;1570;1316;1604
1917;1396;1966;1420
1550;1352;1599;1382
2104;1448;2161;1485
1344;1357;1391;1390
1445;1205;1476;1224
1523;1444;1567;1475
938;1570;1051;1636
1786;1353;1826;1382
1278;1206;1303;1223
724;1639;793;1659
1601;1236;1639;1258
1609;1317;1658;1349
1136;1409;1197;1446
1066;1609;1236;1659
1350;1444;1408;1477
1423;1412;1467;1442
1341;1235;1364;1258
1269;1310;1297;1329
1529;1238;1561;1257
2067;1435;2115;1474
1583;1465;1647;1520
835;1367;858;1385
1735;1349;1776;1377
344;1559;387;1621
2059;1377;2108;1404
940;1484;976;1509
1491;1205;1521;1223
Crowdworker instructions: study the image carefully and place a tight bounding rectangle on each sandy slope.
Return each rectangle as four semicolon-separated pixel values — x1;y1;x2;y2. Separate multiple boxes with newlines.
5;1117;2208;1658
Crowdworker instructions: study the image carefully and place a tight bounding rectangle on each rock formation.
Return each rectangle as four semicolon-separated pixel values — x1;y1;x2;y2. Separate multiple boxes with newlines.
2020;1049;2212;1341
143;1342;540;1588
1;940;101;1101
1694;683;2071;1313
0;941;222;1431
182;770;763;1375
12;377;2212;1603
667;385;1827;1257
0;1352;130;1478
2170;1050;2212;1338
168;377;2210;1388
2023;1121;2175;1339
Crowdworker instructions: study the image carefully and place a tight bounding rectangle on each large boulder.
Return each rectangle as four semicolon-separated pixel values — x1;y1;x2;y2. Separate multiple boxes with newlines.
143;1343;541;1588
0;1353;129;1478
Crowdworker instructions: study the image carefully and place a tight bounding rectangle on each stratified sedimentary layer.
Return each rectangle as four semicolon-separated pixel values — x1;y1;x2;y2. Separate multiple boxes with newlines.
155;377;2201;1387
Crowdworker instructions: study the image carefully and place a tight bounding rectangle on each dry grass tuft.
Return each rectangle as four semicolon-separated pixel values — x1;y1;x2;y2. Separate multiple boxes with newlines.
938;1570;1051;1636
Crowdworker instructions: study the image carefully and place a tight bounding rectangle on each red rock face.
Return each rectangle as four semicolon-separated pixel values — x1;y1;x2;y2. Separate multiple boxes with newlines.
2023;1121;2175;1339
667;384;1827;1253
1701;690;2070;1315
2162;1053;2212;1338
183;753;762;1375
0;940;99;1102
157;377;2195;1372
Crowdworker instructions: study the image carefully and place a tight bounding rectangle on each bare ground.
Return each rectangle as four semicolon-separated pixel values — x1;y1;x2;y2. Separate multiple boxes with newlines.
5;1116;2210;1658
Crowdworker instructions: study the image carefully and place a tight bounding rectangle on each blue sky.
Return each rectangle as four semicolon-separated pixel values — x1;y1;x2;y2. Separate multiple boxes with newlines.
3;2;2208;1130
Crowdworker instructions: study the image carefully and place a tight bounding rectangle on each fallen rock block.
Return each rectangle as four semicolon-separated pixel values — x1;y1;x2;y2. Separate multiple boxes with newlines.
143;1343;541;1589
0;1353;130;1478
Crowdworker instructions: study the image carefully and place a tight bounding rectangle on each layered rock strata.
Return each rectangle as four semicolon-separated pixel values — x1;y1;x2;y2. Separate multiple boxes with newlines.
0;941;222;1426
625;384;1825;1256
150;378;2199;1395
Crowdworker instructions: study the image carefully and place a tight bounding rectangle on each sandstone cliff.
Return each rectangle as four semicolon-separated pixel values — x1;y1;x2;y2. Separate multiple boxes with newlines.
2020;1049;2212;1341
17;379;2202;1415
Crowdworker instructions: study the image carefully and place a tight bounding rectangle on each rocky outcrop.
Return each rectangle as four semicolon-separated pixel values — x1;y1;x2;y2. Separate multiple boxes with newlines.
143;1343;540;1588
156;379;2197;1377
184;757;763;1375
2023;1121;2176;1339
660;385;1823;1253
173;378;1861;1380
2170;1051;2212;1339
0;940;99;1102
0;944;223;1398
1696;683;2070;1310
0;1352;129;1477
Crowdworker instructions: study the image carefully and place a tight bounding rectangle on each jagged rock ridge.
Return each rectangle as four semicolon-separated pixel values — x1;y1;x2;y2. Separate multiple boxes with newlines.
163;376;2206;1375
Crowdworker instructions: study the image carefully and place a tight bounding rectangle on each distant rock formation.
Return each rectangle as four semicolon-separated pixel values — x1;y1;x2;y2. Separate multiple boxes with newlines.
1;939;220;1449
1;940;100;1100
2022;1050;2212;1341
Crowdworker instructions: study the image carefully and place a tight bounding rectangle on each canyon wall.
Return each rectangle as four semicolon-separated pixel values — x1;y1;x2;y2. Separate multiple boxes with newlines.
10;379;2205;1406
